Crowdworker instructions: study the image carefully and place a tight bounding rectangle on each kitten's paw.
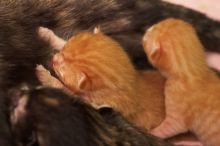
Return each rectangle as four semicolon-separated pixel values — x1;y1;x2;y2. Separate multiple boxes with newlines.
38;27;66;50
38;27;54;42
36;65;53;86
36;65;65;89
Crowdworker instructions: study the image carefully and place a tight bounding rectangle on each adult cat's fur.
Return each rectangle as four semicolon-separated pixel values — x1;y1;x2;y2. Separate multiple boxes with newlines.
10;87;173;146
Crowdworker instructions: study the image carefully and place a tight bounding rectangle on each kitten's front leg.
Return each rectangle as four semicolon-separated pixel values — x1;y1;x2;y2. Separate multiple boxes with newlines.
38;27;66;50
36;65;73;95
36;65;64;88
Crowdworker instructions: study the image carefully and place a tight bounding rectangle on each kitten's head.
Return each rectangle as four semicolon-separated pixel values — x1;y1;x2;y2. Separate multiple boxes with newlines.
143;18;206;77
52;30;137;97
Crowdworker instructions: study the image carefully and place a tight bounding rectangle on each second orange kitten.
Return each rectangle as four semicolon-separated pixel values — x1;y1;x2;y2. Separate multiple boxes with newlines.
143;18;220;146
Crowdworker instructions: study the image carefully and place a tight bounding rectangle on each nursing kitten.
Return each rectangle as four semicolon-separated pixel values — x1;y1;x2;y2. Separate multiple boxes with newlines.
10;87;173;146
36;27;166;130
143;18;220;146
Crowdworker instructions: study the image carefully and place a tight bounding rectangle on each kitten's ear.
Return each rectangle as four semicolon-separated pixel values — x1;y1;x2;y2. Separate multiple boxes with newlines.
143;30;161;63
94;26;101;34
76;72;89;90
149;41;161;59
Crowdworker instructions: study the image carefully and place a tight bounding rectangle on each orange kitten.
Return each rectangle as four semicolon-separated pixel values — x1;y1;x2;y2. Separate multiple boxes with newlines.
36;27;165;130
143;18;220;146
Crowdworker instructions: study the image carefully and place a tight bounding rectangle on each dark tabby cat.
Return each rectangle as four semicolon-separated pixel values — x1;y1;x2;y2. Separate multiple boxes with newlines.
10;87;173;146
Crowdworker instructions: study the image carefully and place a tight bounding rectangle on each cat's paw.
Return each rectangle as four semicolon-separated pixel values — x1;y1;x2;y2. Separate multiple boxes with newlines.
36;64;54;86
38;27;66;50
36;64;65;89
38;27;54;42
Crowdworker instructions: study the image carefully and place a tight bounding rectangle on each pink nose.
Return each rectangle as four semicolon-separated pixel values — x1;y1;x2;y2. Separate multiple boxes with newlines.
52;53;64;66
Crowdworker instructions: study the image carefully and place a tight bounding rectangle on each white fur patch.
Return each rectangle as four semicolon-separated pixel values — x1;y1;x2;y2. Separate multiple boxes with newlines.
11;96;28;124
147;26;155;32
94;27;101;34
151;41;160;55
91;102;111;110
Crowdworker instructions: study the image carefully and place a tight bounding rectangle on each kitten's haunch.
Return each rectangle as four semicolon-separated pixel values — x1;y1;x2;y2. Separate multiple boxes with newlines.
143;18;220;146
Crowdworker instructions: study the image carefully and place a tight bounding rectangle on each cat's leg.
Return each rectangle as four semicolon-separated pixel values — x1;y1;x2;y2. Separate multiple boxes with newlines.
38;27;66;50
36;65;73;95
36;65;64;88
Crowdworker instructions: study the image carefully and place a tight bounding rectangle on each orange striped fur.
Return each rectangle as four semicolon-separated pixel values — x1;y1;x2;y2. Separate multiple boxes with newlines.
51;31;166;130
143;18;220;146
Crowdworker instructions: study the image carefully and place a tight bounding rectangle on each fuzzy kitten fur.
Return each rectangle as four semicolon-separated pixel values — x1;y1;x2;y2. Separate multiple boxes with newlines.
36;28;166;130
143;18;220;146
